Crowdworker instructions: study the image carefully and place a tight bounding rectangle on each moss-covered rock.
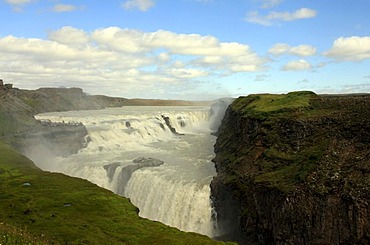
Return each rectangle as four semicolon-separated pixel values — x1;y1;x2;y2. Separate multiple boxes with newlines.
211;92;370;244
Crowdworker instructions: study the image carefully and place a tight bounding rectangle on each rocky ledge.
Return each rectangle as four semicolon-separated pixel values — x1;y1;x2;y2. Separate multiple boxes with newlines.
211;92;369;244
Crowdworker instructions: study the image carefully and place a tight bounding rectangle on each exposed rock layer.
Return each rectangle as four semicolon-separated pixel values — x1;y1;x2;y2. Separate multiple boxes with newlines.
211;92;369;244
0;86;127;153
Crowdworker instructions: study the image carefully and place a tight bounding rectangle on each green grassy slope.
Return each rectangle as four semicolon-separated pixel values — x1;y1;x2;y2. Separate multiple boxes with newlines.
0;142;230;244
231;91;316;118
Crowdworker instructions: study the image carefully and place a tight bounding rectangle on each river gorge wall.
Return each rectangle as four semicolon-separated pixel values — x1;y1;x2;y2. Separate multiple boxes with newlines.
0;86;123;153
211;92;369;244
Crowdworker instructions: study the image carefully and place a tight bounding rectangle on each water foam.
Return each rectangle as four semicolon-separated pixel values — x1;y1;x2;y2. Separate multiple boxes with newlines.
33;105;228;237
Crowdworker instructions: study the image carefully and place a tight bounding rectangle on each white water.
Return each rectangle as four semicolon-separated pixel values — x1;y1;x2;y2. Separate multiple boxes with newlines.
33;106;223;237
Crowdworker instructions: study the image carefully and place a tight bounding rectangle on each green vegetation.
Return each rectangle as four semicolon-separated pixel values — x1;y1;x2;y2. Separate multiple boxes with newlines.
255;140;327;192
217;91;370;196
213;92;370;243
0;97;37;137
0;142;229;244
216;92;332;193
231;91;317;118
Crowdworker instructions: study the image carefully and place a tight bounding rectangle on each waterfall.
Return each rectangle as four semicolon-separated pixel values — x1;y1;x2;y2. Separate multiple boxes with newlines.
125;168;215;236
31;104;231;238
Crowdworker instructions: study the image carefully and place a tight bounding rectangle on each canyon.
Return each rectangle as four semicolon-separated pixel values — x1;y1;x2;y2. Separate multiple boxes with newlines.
1;85;369;244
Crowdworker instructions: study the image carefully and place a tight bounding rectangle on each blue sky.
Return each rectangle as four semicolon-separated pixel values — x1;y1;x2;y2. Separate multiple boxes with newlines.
1;0;370;100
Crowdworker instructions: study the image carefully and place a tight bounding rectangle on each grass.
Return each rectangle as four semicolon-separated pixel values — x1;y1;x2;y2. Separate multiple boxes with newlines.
0;141;232;244
0;110;17;135
231;91;317;118
256;129;328;193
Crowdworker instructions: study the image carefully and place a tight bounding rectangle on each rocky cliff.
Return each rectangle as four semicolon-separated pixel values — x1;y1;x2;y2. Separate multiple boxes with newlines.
0;86;107;155
211;92;369;244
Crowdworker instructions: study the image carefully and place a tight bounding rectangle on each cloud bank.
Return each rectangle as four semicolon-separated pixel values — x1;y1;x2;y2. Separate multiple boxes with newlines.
0;26;266;99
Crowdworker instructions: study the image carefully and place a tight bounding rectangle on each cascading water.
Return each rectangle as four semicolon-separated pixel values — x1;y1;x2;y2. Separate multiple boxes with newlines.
32;104;229;238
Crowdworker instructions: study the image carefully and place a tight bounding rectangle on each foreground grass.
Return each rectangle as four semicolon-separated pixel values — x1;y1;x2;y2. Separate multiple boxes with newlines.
0;142;228;244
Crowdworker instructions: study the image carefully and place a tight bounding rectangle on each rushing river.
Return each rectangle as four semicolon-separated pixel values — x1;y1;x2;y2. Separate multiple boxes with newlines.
31;105;229;237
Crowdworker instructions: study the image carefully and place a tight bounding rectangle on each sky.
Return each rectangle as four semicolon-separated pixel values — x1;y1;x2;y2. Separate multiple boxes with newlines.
1;0;370;100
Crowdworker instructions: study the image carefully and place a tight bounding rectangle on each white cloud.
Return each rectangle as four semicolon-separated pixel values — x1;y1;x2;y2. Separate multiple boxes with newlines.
324;36;370;61
245;8;317;26
0;26;266;99
157;52;171;62
122;0;155;11
282;59;312;71
5;0;35;11
269;43;316;56
52;4;78;12
290;45;316;56
167;68;209;79
48;26;90;46
5;0;32;4
90;28;266;72
260;0;282;9
268;43;290;54
200;56;223;64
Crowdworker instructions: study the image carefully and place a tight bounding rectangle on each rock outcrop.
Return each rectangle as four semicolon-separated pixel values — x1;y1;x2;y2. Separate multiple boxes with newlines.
20;122;89;157
162;115;185;135
105;157;164;195
211;92;369;244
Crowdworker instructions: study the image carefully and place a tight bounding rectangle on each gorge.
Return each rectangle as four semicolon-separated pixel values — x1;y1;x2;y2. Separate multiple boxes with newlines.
31;105;226;237
1;86;369;244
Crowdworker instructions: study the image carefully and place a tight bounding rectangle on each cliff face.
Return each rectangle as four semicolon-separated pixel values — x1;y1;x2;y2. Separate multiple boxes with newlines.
211;92;369;244
0;87;98;154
